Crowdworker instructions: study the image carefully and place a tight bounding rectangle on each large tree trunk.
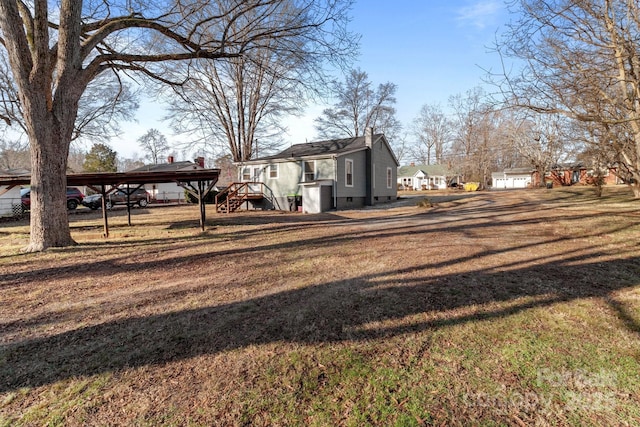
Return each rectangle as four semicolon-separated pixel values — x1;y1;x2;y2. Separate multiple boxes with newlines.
18;79;79;252
19;0;82;252
21;90;77;251
24;117;75;252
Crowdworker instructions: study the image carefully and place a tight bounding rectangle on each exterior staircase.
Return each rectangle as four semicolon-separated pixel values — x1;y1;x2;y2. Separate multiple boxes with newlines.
216;182;265;213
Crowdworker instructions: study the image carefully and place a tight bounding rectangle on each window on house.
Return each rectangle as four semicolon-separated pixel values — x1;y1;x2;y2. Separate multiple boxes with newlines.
387;167;393;188
269;164;278;179
345;159;353;187
304;161;315;181
242;167;251;181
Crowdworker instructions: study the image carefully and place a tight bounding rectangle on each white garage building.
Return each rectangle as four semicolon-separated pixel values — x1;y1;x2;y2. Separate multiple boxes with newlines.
491;168;533;189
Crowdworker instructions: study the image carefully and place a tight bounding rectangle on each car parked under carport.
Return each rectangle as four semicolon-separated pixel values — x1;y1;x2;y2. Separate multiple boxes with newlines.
21;187;85;211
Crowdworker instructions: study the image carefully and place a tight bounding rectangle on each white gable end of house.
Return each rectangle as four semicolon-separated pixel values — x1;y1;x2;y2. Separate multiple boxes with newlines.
491;169;532;189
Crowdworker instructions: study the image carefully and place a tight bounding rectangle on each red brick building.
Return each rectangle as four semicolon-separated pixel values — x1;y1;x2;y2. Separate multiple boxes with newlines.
531;164;621;187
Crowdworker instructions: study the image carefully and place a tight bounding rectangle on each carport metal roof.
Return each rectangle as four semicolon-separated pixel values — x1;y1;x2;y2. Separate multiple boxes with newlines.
0;169;221;237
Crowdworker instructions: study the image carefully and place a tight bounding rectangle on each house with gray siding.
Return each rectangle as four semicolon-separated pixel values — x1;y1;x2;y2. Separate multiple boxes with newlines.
236;129;399;213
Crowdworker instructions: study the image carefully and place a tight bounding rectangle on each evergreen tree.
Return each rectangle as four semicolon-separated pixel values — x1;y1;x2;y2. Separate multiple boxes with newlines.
83;143;117;172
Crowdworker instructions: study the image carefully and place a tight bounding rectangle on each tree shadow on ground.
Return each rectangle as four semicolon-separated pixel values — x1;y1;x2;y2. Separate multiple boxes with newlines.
2;251;639;392
3;190;640;392
1;203;630;288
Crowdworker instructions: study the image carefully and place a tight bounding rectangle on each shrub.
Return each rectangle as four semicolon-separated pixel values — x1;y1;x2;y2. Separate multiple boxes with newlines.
416;198;432;208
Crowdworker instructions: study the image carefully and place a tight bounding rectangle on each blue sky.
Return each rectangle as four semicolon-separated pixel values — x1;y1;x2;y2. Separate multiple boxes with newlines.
109;0;511;160
349;0;507;110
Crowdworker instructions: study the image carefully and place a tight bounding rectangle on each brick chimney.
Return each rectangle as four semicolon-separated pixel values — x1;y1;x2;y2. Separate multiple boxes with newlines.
167;155;174;164
195;156;205;168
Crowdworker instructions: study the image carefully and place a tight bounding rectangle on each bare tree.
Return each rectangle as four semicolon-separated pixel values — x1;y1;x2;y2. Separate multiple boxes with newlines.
448;87;495;185
138;129;170;165
0;55;139;144
0;0;357;251
495;0;640;197
118;155;145;173
390;131;410;165
165;50;302;162
577;122;617;196
504;112;575;187
0;55;20;129
0;139;28;170
73;75;139;144
447;88;529;187
67;146;86;174
411;104;451;165
490;109;529;172
315;68;401;140
163;0;356;163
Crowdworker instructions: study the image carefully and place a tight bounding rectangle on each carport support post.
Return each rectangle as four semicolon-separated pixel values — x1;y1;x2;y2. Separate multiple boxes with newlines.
198;180;206;231
100;185;109;238
126;183;132;226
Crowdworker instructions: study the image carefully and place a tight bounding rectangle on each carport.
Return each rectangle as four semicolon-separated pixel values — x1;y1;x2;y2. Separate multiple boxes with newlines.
0;169;220;237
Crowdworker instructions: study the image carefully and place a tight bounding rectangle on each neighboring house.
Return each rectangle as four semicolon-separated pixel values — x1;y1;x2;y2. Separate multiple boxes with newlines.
492;164;623;188
236;129;399;213
531;164;621;187
397;164;456;190
127;156;205;202
0;168;29;217
491;168;533;189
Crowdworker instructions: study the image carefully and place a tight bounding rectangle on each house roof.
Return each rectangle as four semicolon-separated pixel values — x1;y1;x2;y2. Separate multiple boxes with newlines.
127;161;203;173
503;167;533;175
398;164;455;177
243;134;385;163
491;168;534;179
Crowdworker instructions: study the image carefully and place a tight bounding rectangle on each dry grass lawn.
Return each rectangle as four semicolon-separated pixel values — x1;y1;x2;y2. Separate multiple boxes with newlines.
1;186;640;426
